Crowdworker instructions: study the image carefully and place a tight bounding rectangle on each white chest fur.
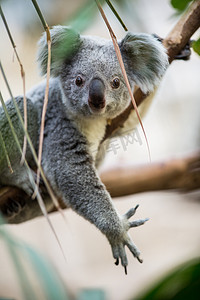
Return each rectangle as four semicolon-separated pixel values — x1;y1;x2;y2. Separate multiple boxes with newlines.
76;117;107;160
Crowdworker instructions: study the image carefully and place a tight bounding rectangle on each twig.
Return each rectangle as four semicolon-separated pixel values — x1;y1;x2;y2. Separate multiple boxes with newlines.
30;0;64;218
31;0;48;31
0;131;13;173
95;0;151;161
103;0;200;140
105;0;128;31
31;0;50;188
0;5;27;164
35;34;51;193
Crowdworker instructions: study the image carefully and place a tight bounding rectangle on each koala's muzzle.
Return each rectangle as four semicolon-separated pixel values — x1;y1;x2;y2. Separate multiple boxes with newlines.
88;78;105;112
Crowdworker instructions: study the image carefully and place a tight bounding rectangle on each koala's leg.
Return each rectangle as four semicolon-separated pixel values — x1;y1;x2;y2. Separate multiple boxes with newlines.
42;112;148;272
0;96;46;223
0;96;39;195
0;186;30;223
1;166;35;196
0;169;55;224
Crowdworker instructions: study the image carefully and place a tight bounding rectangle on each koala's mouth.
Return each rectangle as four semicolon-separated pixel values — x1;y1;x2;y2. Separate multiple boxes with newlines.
88;102;106;115
88;95;106;115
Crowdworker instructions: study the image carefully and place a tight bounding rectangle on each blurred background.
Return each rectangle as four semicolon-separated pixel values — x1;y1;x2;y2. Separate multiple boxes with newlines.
0;0;200;299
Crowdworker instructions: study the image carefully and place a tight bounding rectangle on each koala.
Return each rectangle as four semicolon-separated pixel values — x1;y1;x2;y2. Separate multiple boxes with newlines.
0;26;168;272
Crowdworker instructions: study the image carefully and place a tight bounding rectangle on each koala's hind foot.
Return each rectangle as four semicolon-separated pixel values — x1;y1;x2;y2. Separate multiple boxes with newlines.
0;179;54;224
110;205;149;275
1;197;26;218
0;187;27;220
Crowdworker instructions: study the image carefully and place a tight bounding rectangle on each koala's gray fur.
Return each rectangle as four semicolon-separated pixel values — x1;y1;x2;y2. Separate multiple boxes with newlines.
0;26;168;271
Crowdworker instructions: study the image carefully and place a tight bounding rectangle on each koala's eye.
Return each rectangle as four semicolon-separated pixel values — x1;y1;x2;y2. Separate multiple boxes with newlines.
111;77;120;89
75;76;83;86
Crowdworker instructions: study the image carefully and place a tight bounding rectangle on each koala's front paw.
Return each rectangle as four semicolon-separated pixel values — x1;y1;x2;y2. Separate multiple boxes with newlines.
110;205;148;274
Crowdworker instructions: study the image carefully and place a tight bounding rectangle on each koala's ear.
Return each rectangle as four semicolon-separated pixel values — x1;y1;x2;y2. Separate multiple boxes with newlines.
120;33;169;93
37;25;81;77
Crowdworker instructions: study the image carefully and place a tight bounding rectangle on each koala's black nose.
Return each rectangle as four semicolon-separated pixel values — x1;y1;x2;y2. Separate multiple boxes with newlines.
89;78;105;111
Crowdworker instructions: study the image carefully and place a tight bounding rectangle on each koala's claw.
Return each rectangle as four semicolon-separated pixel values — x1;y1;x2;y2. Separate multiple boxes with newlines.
115;258;119;265
123;205;139;219
130;218;149;228
111;205;148;274
124;265;127;275
2;198;26;218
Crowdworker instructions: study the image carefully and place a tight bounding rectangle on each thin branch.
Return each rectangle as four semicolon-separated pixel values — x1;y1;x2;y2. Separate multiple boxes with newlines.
0;5;27;163
35;35;51;193
105;0;128;31
0;130;13;174
95;0;151;161
31;0;48;31
104;0;200;140
30;0;65;218
31;0;50;191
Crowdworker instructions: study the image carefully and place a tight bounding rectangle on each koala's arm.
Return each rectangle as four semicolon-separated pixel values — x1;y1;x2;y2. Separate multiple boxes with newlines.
41;103;148;271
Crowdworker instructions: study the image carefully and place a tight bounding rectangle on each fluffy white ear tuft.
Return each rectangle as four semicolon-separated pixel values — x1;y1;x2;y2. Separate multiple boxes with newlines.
120;33;169;93
37;25;81;77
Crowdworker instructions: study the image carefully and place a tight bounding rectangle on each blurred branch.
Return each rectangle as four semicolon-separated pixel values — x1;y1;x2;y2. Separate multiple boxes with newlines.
101;152;200;197
0;131;13;174
0;5;27;162
104;0;200;140
1;152;199;219
105;0;128;31
31;0;48;31
163;0;200;63
30;0;63;215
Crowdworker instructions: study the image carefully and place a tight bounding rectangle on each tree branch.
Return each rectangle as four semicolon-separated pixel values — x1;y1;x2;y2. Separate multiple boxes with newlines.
163;0;200;63
100;152;200;197
1;152;199;219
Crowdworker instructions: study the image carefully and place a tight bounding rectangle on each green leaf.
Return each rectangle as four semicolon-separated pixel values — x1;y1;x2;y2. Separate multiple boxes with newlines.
78;289;106;300
135;258;200;300
66;0;97;33
192;38;200;56
0;215;70;300
170;0;193;11
105;0;128;31
22;243;69;300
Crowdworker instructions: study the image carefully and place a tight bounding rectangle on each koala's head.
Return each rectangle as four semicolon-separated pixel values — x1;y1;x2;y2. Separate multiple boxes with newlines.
38;26;168;119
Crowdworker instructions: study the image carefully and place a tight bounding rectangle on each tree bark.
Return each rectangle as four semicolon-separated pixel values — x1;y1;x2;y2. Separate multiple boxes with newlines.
100;152;200;197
